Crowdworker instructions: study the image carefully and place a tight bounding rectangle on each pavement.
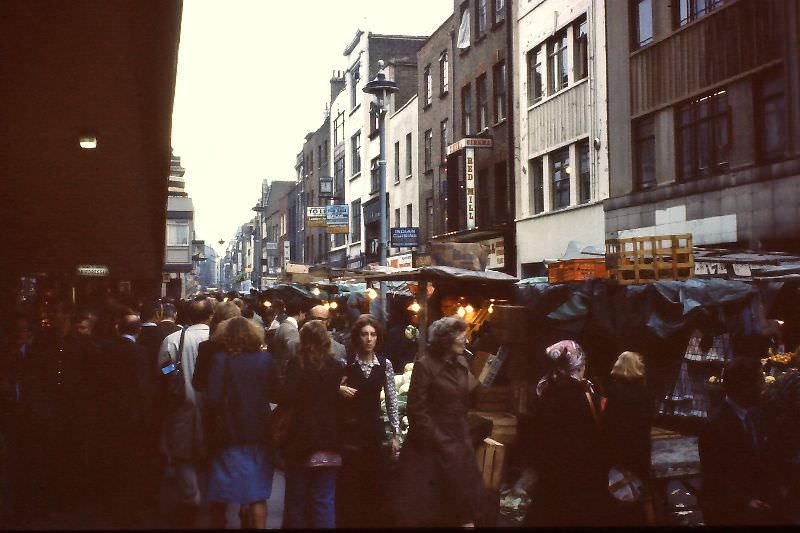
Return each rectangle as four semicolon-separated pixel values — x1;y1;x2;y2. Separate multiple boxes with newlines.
7;466;286;530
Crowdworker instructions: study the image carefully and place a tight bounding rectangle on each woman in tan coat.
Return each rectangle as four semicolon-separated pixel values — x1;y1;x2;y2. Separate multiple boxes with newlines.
393;316;488;527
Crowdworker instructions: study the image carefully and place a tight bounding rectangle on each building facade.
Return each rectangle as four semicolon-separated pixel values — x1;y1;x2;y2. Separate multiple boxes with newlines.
435;0;516;274
387;92;420;263
297;116;332;266
605;0;800;251
514;0;609;277
163;151;196;298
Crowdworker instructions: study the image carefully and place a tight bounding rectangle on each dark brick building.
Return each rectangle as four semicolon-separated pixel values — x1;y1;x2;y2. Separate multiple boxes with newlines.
298;117;331;265
423;0;515;273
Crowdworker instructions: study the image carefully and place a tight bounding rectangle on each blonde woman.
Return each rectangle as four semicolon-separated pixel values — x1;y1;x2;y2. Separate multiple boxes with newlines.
603;351;653;524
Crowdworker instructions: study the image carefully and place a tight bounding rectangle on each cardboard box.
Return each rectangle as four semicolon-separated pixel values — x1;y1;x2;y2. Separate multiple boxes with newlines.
475;437;506;491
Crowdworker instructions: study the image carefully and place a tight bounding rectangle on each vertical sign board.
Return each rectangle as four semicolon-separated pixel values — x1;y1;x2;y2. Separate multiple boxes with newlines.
283;240;291;267
465;147;476;229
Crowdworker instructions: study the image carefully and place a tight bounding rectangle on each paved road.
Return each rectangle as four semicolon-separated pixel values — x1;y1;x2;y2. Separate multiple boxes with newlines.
8;466;286;530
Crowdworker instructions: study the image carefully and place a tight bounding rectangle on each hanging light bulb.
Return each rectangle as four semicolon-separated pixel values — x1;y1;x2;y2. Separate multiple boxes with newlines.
311;287;321;296
367;288;378;300
488;303;494;314
323;302;331;310
330;301;338;310
408;301;421;313
457;306;466;318
465;304;474;314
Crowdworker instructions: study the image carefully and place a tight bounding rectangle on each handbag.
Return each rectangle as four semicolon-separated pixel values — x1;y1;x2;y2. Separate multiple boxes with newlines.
306;451;342;468
161;327;187;409
268;404;293;451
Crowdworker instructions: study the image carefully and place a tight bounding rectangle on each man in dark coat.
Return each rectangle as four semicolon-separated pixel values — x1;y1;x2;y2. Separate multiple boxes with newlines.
699;357;786;525
272;299;306;379
94;312;149;526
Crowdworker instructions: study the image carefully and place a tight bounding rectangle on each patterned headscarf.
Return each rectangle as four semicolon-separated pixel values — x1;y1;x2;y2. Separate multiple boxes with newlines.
536;340;587;397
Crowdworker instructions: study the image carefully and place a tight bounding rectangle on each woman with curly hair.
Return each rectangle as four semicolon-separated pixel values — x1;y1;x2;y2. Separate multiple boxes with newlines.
336;314;400;528
393;316;488;528
204;316;277;529
281;319;344;528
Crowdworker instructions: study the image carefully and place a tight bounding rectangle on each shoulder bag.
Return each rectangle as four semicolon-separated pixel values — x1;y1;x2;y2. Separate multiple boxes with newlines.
161;327;187;409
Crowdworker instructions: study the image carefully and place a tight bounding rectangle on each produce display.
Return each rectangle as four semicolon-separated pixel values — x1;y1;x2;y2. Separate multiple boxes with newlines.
381;362;414;443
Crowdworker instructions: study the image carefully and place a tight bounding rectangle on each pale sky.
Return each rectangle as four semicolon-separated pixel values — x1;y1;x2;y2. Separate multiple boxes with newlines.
172;0;453;256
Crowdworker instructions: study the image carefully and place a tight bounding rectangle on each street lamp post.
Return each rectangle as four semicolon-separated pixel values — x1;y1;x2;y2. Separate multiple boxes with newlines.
363;60;399;328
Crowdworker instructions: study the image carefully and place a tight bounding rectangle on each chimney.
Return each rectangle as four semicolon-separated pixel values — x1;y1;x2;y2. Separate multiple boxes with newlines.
330;70;347;102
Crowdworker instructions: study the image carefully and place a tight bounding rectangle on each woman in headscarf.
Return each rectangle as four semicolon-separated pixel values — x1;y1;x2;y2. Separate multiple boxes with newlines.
523;340;609;527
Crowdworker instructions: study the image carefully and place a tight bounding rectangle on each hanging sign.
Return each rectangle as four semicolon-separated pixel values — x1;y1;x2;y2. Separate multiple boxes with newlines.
325;204;349;234
77;264;109;277
307;206;327;227
390;227;419;248
465;147;476;230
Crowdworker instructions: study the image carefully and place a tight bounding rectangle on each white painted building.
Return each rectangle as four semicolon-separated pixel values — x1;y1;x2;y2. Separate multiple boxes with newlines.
514;0;609;277
387;91;419;262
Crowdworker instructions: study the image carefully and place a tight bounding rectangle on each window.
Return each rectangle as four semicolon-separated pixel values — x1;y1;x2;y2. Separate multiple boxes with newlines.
530;157;544;214
394;141;400;183
424;65;433;106
493;61;507;122
477;74;488;130
551;147;570;209
424;129;433;171
494;0;505;24
405;133;413;176
351;199;361;242
462;84;473;136
633;0;654;49
334;155;345;197
426;198;434;240
394;208;401;228
439;52;449;94
476;0;487;37
494;161;507;222
440;119;449;163
318;145;323;169
370;156;380;193
407;204;413;226
351;132;361;175
548;30;568;94
308;151;313;174
676;0;724;27
756;69;786;160
677;90;730;179
334;111;345;145
634;116;656;189
167;222;190;246
527;46;544;105
574;17;588;81
577;139;591;203
350;63;360;109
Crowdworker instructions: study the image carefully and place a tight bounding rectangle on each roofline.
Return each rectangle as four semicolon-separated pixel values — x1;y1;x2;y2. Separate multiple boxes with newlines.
368;33;429;41
343;29;364;56
391;93;418;119
418;13;456;49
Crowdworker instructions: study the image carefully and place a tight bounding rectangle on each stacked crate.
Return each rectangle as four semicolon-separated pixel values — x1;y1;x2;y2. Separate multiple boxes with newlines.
606;234;694;285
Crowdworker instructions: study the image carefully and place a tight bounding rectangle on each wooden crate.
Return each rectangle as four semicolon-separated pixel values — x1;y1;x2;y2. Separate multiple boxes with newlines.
547;258;608;283
606;234;694;285
474;385;513;412
475;437;506;491
489;305;529;344
470;411;518;445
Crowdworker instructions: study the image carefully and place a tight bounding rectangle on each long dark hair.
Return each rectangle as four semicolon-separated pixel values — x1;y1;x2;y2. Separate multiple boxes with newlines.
298;320;332;370
350;314;383;353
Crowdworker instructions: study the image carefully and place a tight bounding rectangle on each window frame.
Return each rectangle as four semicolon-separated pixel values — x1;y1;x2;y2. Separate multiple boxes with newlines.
351;199;362;242
462;83;473;136
493;61;507;123
476;0;487;38
634;115;656;190
167;221;190;246
677;89;730;180
439;51;449;95
548;30;569;95
477;73;488;131
755;68;787;162
440;119;449;164
370;156;380;193
351;132;361;176
405;133;413;177
550;147;571;210
424;129;433;172
530;157;544;215
350;63;361;110
493;0;505;25
424;65;433;107
333;111;345;146
577;139;591;203
574;16;588;81
527;46;544;106
394;141;401;183
632;0;654;50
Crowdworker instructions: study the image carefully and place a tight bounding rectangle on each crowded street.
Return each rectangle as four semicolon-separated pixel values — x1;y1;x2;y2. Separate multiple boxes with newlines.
2;0;800;529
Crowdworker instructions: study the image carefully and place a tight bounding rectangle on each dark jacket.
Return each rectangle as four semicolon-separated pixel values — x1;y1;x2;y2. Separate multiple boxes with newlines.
281;356;343;463
602;378;653;480
394;354;488;527
699;400;782;525
205;350;277;447
192;339;224;393
524;376;609;527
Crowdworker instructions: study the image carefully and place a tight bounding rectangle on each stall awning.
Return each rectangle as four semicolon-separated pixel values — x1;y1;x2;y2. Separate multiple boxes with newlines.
363;265;518;285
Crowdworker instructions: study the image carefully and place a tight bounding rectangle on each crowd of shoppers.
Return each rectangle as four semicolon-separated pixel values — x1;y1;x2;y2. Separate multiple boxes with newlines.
0;288;796;528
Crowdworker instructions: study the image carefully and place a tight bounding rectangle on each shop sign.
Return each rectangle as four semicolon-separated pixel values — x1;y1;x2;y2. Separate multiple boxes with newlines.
77;264;109;277
265;242;278;251
465;147;476;230
388;253;414;270
283;240;291;266
446;137;493;156
485;237;505;269
390;227;419;248
306;206;327;227
326;204;349;234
